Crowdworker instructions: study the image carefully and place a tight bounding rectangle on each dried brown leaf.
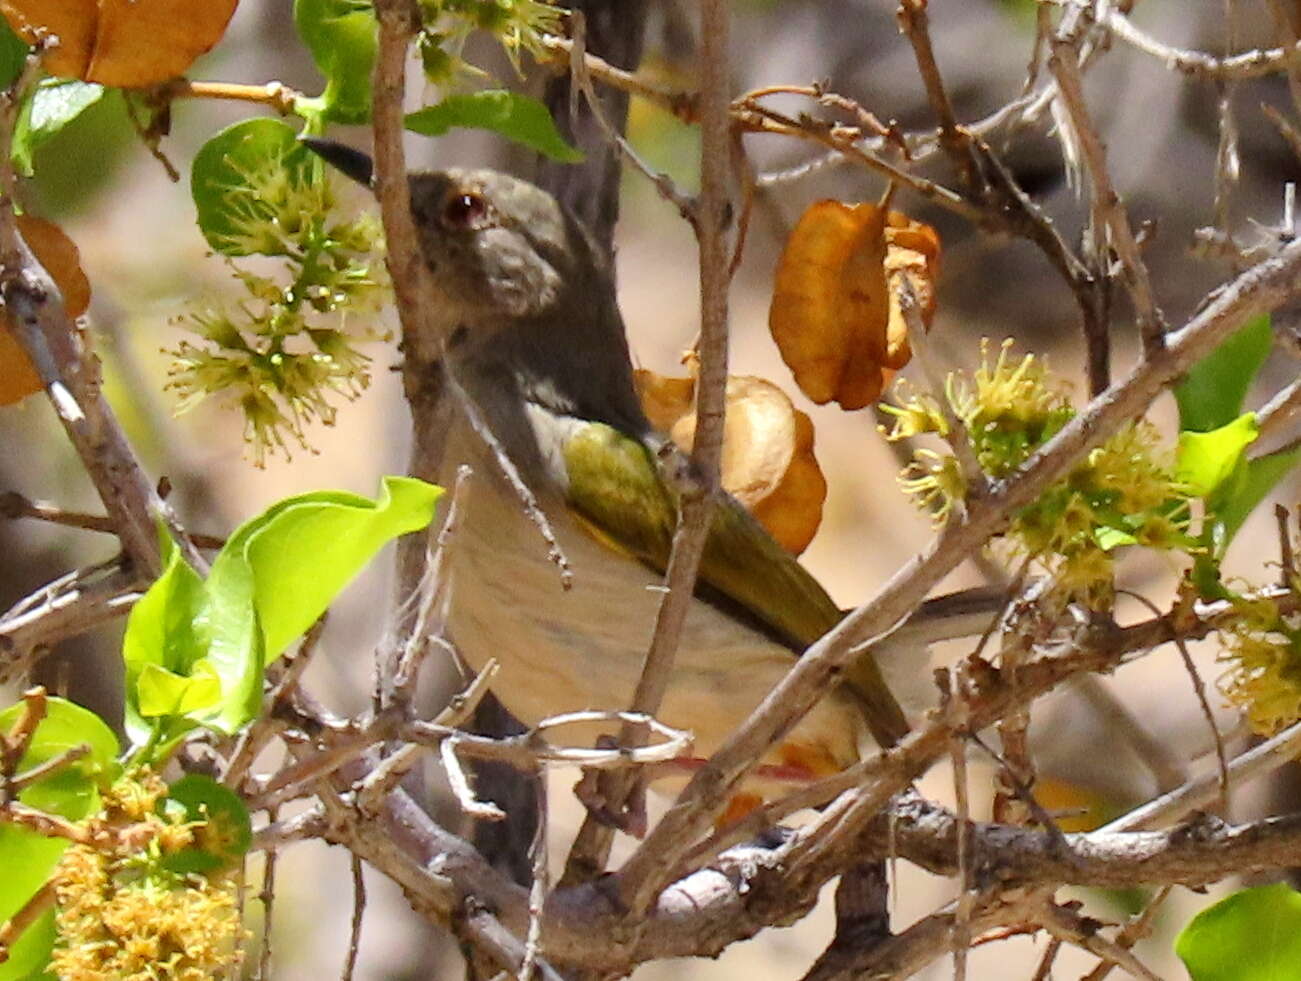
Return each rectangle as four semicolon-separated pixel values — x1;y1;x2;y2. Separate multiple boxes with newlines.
635;369;827;555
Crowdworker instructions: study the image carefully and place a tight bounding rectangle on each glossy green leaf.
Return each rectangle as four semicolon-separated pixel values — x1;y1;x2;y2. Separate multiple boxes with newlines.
294;0;377;124
405;90;584;163
122;479;440;743
158;775;252;874
1176;883;1301;980
1215;445;1301;547
122;534;207;748
12;80;106;176
203;475;441;732
191;117;314;256
1175;314;1273;433
1177;413;1259;498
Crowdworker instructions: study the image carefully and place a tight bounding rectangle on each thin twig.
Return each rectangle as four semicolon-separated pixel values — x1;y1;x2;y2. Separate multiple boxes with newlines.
1101;8;1301;80
1119;589;1228;807
443;366;571;587
1049;37;1165;356
1038;901;1161;981
256;811;278;980
563;0;733;892
1078;885;1172;981
0;491;224;549
341;854;366;981
896;0;975;186
1103;717;1301;832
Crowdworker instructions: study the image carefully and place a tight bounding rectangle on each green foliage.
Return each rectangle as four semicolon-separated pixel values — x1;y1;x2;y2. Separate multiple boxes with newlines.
406;90;583;162
1175;315;1273;433
157;776;252;874
11;80;107;177
0;16;27;89
1170;315;1298;581
1177;414;1259;498
0;698;121;977
122;477;441;757
1176;883;1301;980
293;0;378;125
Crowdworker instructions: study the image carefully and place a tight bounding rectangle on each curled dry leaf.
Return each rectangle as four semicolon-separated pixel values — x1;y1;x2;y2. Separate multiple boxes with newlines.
635;368;827;555
0;215;92;406
1;0;238;87
769;200;940;411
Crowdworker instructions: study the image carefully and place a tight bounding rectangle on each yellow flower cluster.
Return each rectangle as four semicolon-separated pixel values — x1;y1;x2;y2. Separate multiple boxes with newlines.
168;155;388;466
1218;592;1301;735
882;340;1192;607
418;0;563;81
49;772;248;981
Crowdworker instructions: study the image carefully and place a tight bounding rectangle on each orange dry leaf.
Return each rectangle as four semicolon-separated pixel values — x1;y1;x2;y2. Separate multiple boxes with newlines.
1;0;239;87
0;215;92;406
769;201;940;411
635;369;827;555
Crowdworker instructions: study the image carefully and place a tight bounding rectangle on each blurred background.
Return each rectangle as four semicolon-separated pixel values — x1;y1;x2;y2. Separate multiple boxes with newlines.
2;0;1300;977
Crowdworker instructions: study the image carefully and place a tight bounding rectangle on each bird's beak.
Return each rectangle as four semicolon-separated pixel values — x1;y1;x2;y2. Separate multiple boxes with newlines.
299;137;374;189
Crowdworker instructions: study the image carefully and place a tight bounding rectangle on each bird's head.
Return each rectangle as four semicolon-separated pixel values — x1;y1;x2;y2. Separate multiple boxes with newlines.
301;138;602;326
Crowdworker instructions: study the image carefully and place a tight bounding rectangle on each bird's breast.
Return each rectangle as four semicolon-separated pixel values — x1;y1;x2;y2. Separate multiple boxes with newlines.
436;420;865;785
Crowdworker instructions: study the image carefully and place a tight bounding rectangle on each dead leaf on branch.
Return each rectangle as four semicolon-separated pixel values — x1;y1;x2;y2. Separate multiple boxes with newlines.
0;216;92;406
1;0;239;87
769;200;940;411
635;368;827;555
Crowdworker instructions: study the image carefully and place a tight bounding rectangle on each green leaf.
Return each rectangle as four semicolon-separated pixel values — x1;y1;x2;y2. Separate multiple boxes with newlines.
0;17;29;91
136;661;223;718
294;0;378;125
1175;314;1273;433
122;533;208;748
1177;413;1259;498
0;901;55;981
1176;883;1301;980
191;117;314;256
405;91;584;163
0;697;120;820
0;827;61;981
158;775;252;874
0;696;119;978
203;475;441;732
1215;445;1301;547
12;80;106;176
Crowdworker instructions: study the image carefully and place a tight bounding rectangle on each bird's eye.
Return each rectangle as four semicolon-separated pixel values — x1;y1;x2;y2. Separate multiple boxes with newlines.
442;191;487;228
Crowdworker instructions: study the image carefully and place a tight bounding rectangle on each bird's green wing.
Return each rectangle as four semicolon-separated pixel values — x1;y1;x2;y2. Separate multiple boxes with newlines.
562;420;908;746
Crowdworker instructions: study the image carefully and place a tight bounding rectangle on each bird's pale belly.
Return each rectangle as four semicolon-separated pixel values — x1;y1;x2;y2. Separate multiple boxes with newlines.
441;463;865;788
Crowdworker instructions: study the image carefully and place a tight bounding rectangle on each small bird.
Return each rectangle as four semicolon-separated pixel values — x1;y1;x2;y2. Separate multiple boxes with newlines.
305;139;999;805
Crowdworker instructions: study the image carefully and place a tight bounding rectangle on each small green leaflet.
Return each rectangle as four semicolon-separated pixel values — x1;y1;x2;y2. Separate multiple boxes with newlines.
406;90;584;163
1176;883;1301;981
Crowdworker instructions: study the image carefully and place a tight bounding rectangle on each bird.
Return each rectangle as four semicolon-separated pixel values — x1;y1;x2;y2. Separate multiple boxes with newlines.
303;138;1002;810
